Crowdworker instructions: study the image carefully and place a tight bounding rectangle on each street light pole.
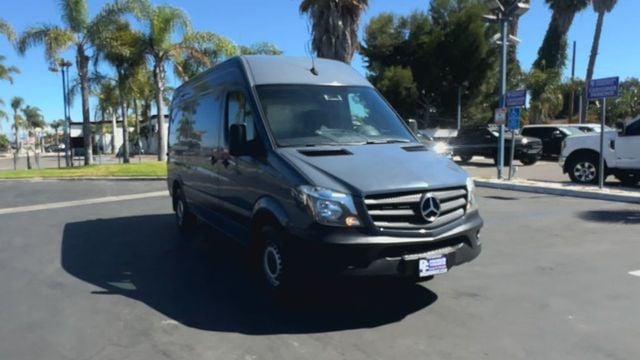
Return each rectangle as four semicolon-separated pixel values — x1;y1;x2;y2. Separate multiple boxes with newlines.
483;0;529;180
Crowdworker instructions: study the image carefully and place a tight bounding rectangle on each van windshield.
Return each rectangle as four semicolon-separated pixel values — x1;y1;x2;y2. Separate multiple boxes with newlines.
255;85;415;147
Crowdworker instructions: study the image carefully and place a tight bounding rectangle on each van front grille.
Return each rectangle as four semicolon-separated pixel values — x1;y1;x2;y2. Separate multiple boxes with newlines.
364;187;467;231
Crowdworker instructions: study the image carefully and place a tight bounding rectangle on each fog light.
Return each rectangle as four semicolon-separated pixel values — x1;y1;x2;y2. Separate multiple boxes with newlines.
345;216;361;227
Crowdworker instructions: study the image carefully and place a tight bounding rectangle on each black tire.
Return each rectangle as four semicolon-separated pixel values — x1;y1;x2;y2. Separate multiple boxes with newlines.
616;172;640;187
458;154;473;163
519;156;537;166
254;225;293;298
173;187;197;233
567;154;599;184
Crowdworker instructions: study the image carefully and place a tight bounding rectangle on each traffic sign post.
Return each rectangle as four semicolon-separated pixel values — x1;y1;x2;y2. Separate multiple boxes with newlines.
507;107;521;180
587;77;619;189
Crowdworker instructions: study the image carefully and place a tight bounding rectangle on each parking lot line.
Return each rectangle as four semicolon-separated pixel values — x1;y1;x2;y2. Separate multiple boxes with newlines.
0;191;169;215
629;270;640;277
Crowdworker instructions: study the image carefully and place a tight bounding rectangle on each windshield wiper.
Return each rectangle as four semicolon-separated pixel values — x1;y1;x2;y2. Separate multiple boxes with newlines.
365;138;412;144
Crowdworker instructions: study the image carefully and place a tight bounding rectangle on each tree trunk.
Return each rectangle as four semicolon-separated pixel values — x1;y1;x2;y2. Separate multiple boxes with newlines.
13;120;18;170
117;68;130;164
581;11;605;123
153;62;167;162
121;102;129;163
111;112;117;154
134;98;140;139
26;147;31;170
533;10;577;72
77;45;93;165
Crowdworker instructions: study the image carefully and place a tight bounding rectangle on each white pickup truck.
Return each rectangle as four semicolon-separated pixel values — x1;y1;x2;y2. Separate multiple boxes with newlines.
559;116;640;186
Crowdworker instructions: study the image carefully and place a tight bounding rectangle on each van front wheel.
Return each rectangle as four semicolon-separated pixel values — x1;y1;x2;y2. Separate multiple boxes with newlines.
256;225;293;297
173;187;196;232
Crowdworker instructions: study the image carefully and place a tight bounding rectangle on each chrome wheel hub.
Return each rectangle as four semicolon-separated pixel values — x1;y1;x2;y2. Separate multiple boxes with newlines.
574;161;596;183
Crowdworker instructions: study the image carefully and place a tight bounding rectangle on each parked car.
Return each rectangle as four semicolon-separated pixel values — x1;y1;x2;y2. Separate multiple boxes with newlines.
560;116;640;185
520;125;583;158
45;144;65;153
167;56;483;294
451;127;542;165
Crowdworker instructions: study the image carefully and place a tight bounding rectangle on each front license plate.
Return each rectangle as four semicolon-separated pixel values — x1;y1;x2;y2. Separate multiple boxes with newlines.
418;256;448;277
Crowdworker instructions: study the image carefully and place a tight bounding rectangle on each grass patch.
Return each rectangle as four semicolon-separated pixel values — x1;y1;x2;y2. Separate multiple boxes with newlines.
0;162;167;179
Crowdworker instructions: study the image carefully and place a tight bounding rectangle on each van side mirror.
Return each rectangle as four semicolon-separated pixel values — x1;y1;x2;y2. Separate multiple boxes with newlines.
552;130;563;138
615;121;625;134
229;123;248;156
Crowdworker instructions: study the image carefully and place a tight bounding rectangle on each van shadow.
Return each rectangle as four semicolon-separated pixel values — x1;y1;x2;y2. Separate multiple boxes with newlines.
61;214;437;334
577;210;640;224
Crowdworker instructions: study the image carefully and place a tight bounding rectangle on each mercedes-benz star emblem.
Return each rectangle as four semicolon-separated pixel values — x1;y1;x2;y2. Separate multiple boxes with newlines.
420;194;441;222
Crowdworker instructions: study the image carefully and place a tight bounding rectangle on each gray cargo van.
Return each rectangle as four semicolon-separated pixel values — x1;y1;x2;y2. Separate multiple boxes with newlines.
167;56;482;292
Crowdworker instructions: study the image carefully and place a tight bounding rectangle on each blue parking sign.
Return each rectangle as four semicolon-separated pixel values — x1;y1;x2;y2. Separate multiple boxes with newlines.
507;107;520;130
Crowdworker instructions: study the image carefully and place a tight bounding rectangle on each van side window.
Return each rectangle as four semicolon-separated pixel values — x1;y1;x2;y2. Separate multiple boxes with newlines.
175;94;222;153
226;92;256;142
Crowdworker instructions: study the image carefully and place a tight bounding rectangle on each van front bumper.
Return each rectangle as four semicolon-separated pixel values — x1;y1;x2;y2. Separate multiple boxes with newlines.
287;212;483;279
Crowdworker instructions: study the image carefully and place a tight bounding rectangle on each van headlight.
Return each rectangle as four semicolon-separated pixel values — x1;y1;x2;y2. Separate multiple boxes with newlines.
466;177;477;211
295;186;361;227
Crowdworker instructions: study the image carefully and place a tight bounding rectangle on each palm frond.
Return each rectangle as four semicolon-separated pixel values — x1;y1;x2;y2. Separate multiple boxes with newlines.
0;18;16;42
59;0;89;33
17;24;75;63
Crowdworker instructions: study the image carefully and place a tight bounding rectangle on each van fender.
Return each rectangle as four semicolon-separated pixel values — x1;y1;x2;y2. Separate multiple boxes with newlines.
251;196;290;234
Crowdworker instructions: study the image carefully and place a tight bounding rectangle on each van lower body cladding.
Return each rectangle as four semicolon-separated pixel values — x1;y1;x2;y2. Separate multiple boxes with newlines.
285;212;483;279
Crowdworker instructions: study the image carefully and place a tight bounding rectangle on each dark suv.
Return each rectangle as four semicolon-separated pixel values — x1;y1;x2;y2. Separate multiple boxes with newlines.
452;127;542;165
521;125;583;158
167;56;483;293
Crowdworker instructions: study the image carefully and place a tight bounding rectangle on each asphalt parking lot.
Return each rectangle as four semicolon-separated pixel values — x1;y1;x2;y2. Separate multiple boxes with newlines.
0;180;639;360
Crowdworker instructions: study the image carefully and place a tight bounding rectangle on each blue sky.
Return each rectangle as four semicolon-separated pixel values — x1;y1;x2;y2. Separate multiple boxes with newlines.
1;0;638;135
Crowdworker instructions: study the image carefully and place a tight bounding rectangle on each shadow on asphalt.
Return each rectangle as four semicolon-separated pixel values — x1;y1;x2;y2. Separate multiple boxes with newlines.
60;214;437;334
577;210;640;224
454;160;495;168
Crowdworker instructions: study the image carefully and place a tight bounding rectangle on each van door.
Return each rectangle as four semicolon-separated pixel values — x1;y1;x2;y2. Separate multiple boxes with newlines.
176;93;223;214
616;119;640;168
216;90;264;242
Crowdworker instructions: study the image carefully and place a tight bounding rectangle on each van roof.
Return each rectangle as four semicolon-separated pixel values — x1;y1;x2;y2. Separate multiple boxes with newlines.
240;56;372;87
175;55;373;93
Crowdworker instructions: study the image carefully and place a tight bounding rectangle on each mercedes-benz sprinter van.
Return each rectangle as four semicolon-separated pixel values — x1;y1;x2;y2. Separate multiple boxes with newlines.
167;56;482;292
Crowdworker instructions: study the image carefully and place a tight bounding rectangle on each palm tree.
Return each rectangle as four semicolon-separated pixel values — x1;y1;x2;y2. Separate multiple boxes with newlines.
94;79;120;154
50;119;65;146
10;97;24;170
132;0;210;162
17;0;131;166
299;0;369;64
533;0;590;73
22;105;46;170
92;19;146;164
581;0;618;122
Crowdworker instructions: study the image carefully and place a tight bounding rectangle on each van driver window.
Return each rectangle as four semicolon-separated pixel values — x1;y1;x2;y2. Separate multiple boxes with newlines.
227;92;256;142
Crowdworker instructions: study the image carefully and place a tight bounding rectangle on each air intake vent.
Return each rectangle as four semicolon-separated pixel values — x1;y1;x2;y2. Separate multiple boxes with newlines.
402;145;428;152
298;149;352;157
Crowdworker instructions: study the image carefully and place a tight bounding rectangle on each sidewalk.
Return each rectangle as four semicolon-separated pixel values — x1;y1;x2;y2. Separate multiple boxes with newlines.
461;157;640;204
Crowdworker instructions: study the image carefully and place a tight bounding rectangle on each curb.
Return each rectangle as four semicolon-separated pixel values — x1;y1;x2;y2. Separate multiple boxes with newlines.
474;179;640;204
0;176;167;182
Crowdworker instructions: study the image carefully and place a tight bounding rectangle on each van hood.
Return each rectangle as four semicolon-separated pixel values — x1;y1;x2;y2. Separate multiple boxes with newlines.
277;144;469;196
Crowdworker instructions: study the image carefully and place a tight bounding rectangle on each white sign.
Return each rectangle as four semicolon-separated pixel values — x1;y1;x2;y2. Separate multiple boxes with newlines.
494;108;507;125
